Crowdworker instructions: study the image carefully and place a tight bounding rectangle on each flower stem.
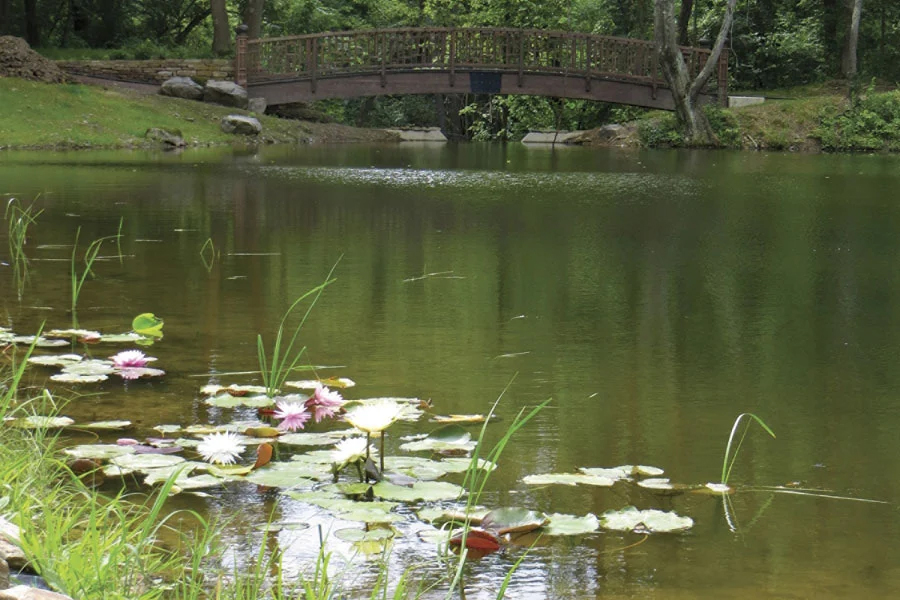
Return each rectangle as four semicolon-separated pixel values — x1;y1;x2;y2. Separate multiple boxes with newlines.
380;431;385;475
365;432;371;483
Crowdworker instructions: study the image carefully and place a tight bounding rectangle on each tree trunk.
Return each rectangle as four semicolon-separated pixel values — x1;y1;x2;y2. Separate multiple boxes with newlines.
244;0;264;39
677;0;693;46
654;0;736;146
841;0;863;79
211;0;231;55
23;0;39;46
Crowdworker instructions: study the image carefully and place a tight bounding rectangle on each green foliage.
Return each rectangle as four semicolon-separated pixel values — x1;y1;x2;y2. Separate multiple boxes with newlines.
817;89;900;152
4;198;43;300
637;114;684;147
257;262;338;397
638;106;742;149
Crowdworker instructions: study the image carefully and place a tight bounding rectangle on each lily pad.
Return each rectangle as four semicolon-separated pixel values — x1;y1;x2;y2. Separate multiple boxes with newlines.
285;377;356;390
258;521;311;533
115;367;165;380
431;414;486;424
11;336;69;348
353;398;424;422
97;333;149;343
243;463;324;487
449;528;501;554
27;354;84;367
636;478;693;496
132;313;164;338
542;513;600;536
45;329;101;340
278;431;354;447
701;482;733;494
599;507;694;533
286;491;402;523
577;466;634;481
82;420;133;431
141;462;204;485
153;424;182;435
371;481;464;502
61;360;116;376
199;384;268;396
400;425;476;453
334;527;394;542
12;415;75;429
64;444;136;460
50;373;108;383
417;506;490;525
110;453;186;471
204;394;274;408
523;472;616;487
482;507;549;535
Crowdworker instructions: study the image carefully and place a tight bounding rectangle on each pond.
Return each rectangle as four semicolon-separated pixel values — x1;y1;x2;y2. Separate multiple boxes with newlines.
2;144;899;598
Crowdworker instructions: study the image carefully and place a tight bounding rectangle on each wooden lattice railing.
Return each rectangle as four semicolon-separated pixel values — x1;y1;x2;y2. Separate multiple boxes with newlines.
235;27;726;102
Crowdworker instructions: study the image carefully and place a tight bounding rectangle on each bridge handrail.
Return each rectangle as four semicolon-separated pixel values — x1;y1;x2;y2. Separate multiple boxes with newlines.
237;27;725;102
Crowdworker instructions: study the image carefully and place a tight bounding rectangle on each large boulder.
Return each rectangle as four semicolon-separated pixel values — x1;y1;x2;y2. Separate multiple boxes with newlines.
220;115;261;136
160;76;203;100
0;36;66;83
145;127;185;148
203;80;248;109
0;586;75;599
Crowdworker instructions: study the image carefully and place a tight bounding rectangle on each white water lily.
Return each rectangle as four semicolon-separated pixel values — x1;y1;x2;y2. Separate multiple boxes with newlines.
197;431;246;465
332;437;374;466
343;399;404;433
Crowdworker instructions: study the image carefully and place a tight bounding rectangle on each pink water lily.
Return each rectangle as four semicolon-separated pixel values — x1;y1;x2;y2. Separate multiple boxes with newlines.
305;382;345;423
273;400;311;431
110;350;156;369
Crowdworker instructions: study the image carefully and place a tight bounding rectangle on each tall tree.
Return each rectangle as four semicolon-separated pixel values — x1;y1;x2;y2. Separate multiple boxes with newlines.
654;0;736;145
211;0;230;55
23;0;39;45
244;0;264;38
841;0;863;78
677;0;693;45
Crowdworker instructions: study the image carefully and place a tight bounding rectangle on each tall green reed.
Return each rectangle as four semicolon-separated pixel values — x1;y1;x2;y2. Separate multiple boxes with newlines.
720;412;776;485
447;380;550;599
70;226;121;328
4;197;43;299
257;260;339;397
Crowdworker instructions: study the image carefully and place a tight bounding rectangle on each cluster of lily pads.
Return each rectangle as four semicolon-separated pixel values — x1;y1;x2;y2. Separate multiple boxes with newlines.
5;322;700;558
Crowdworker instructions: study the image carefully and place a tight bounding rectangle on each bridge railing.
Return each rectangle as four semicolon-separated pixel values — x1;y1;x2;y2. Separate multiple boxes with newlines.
241;28;722;99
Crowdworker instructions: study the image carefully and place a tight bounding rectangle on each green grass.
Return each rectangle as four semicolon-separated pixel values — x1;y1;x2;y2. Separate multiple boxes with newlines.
0;78;394;150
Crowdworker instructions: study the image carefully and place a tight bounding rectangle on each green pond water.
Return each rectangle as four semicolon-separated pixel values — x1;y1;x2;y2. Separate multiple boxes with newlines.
1;144;899;598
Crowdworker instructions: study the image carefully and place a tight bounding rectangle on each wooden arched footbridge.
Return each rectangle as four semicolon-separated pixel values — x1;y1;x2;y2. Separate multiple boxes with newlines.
235;28;727;110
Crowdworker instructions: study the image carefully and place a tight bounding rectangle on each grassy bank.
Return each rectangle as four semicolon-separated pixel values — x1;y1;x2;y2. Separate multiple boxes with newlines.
0;77;397;150
580;82;900;153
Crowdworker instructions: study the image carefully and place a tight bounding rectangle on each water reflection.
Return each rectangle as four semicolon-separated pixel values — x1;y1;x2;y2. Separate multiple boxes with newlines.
2;145;899;597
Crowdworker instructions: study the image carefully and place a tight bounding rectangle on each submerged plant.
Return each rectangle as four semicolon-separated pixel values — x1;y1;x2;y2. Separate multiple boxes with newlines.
199;237;219;272
721;412;776;486
256;260;339;398
70;226;121;328
4;197;43;299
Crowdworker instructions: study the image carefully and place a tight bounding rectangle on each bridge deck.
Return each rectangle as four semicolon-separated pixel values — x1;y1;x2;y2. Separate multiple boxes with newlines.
235;28;727;110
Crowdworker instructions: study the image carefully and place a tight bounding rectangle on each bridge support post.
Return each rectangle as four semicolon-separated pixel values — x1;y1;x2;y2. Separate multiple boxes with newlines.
517;33;524;87
585;38;591;92
235;24;248;87
449;30;456;88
